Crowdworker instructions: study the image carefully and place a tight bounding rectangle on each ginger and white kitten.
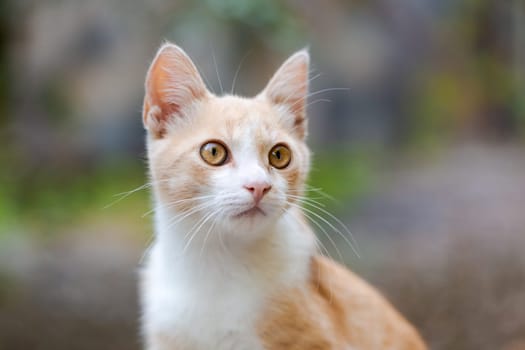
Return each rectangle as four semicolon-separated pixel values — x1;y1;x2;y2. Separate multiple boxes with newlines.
140;42;426;350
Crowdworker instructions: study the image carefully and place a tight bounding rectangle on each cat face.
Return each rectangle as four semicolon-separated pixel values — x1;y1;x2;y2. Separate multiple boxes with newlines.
143;44;310;235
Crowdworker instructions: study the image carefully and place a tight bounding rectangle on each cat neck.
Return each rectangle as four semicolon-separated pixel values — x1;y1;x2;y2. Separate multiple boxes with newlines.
151;204;316;290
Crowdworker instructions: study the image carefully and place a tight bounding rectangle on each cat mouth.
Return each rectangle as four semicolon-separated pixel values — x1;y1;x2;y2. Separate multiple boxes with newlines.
234;206;266;218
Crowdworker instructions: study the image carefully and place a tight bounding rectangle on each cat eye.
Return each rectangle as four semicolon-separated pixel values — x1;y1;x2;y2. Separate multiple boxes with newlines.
269;144;291;169
200;141;228;166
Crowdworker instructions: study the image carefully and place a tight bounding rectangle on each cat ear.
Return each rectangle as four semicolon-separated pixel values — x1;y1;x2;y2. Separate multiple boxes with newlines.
261;49;310;139
143;43;209;138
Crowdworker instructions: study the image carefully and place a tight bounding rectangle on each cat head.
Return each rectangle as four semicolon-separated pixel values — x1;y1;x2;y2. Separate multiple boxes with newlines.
143;43;310;236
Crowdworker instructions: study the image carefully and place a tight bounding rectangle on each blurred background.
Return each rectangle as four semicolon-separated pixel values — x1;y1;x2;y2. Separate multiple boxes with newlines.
1;0;524;349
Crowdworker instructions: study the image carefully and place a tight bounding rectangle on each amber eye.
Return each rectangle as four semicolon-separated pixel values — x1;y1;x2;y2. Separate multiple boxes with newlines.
269;144;291;169
200;141;228;166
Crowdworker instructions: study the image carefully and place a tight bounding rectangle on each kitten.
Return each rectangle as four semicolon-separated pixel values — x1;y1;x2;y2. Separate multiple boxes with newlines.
140;42;426;350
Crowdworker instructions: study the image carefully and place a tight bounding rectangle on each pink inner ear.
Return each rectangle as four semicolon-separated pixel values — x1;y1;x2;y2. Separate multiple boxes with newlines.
146;55;183;119
263;50;310;139
143;44;208;137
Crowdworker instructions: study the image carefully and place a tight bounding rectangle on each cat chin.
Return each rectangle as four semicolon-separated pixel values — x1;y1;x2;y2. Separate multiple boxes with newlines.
233;206;266;219
219;209;283;234
230;212;274;226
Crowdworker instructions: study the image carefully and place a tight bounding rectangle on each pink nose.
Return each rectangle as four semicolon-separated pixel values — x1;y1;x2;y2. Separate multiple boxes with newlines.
244;182;272;204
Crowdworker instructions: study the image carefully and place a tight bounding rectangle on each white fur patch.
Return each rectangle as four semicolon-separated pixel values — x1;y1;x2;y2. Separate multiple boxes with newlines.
141;207;315;349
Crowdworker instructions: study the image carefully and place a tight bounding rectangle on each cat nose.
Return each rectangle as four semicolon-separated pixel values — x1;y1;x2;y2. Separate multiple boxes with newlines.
244;182;272;204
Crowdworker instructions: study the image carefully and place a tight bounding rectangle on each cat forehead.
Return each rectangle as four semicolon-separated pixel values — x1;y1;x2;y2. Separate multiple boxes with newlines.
196;96;284;139
203;95;275;121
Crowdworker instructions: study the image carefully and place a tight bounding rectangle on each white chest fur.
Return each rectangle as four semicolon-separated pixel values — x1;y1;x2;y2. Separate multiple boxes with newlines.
140;209;315;350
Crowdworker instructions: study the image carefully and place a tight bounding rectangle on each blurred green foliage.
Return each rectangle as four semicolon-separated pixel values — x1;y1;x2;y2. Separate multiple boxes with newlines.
405;0;525;146
308;149;374;211
0;160;150;238
168;0;305;54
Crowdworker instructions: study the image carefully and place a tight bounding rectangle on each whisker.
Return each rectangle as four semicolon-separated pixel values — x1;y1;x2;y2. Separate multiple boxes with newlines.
287;203;345;264
192;60;214;95
303;87;350;100
288;188;336;203
103;183;152;209
297;200;361;258
305;98;331;109
305;210;345;268
164;202;215;231
308;72;322;84
283;209;331;258
182;209;220;255
280;86;349;113
304;185;337;202
278;72;324;107
286;200;359;259
230;51;252;95
212;51;224;95
180;210;211;244
218;228;231;259
142;195;218;217
199;209;222;258
103;178;174;209
139;233;155;266
288;202;361;258
287;194;327;208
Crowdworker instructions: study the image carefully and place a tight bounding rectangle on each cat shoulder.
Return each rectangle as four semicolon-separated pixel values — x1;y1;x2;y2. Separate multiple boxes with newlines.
257;255;427;350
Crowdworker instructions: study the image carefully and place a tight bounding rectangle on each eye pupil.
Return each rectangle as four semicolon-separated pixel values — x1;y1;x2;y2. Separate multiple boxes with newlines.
200;141;228;166
269;144;291;169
